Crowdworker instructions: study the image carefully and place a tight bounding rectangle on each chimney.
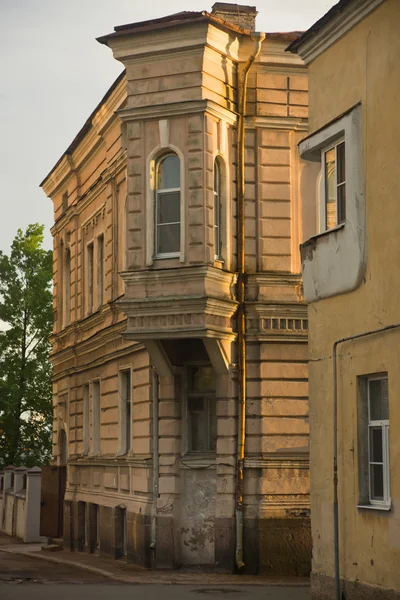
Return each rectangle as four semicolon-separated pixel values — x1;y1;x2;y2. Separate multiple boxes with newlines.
211;3;258;32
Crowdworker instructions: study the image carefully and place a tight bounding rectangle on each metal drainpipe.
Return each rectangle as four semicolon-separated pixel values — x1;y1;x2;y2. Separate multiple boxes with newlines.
150;367;159;551
331;322;400;600
235;31;266;571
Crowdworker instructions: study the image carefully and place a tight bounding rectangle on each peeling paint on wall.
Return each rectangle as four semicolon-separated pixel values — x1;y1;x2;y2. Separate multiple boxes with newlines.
180;468;216;565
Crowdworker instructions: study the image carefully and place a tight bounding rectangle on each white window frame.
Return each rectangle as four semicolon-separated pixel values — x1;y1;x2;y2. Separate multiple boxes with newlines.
367;376;390;507
298;104;365;302
154;153;181;259
321;139;346;232
146;145;185;266
118;367;132;456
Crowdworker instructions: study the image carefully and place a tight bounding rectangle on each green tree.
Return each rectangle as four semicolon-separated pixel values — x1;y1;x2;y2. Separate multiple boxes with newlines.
0;224;53;468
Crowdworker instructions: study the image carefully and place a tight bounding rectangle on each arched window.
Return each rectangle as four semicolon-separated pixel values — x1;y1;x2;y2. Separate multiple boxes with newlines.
214;159;222;259
155;153;180;257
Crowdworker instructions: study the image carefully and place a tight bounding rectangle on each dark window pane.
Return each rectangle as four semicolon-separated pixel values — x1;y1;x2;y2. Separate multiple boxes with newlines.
370;464;384;500
158;155;180;190
369;379;389;420
189;366;216;393
337;184;346;223
370;427;383;463
188;396;204;412
157;192;180;224
214;160;220;193
189;403;206;452
214;195;221;258
337;142;345;184
325;148;337;229
157;223;180;254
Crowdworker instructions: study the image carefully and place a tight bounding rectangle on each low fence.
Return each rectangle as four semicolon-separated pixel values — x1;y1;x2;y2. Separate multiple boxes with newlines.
0;465;42;543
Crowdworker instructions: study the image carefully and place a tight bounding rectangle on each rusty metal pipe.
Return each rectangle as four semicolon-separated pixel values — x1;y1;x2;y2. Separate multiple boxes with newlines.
235;31;265;571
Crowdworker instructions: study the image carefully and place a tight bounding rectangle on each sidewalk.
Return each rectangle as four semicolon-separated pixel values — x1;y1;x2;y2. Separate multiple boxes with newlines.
0;533;310;586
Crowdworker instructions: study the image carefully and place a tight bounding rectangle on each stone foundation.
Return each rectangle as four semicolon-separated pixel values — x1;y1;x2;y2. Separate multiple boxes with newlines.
244;517;311;576
63;500;311;575
311;572;400;600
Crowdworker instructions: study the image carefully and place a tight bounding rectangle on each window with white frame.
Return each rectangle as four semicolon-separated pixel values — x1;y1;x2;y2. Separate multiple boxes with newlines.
214;159;222;260
323;140;346;230
186;365;217;453
118;369;131;455
298;104;364;302
358;374;390;508
155;153;180;257
367;376;390;505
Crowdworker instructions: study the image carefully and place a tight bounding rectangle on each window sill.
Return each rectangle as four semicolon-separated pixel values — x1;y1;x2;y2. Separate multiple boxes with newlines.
306;222;345;244
357;503;391;512
179;453;216;469
154;253;180;260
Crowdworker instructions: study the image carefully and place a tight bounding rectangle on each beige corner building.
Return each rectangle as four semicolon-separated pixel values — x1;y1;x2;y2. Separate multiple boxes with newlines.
41;3;317;574
289;0;400;598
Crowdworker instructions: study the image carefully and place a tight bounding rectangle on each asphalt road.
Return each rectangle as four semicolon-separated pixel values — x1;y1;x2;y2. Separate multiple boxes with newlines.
0;549;311;600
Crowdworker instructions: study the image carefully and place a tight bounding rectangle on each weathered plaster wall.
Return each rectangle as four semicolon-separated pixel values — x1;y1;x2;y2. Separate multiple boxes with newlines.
303;0;400;596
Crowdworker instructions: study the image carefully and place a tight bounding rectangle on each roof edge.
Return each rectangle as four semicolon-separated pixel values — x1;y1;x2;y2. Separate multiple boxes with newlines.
96;10;253;45
286;0;384;58
40;69;126;189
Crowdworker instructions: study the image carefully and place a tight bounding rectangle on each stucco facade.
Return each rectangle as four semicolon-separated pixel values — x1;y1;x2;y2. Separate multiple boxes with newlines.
41;4;316;574
289;0;400;598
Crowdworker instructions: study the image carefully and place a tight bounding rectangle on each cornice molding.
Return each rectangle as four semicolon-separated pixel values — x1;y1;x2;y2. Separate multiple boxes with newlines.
50;151;127;236
42;77;126;197
80;203;106;232
118;99;237;126
245;454;309;469
247;273;303;287
122;264;237;288
249;116;308;131
295;0;385;65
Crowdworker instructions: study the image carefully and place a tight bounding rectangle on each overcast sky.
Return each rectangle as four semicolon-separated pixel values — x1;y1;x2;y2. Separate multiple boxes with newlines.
0;0;336;254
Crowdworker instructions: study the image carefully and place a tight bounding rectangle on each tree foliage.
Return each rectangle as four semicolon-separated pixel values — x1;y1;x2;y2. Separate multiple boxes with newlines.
0;224;53;468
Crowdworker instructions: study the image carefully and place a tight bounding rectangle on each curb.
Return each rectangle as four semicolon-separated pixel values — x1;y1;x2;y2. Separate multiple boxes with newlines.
0;547;129;583
0;547;310;587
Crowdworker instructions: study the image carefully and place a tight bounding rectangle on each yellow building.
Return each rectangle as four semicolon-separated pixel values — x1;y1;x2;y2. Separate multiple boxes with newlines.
41;3;317;574
288;0;400;598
